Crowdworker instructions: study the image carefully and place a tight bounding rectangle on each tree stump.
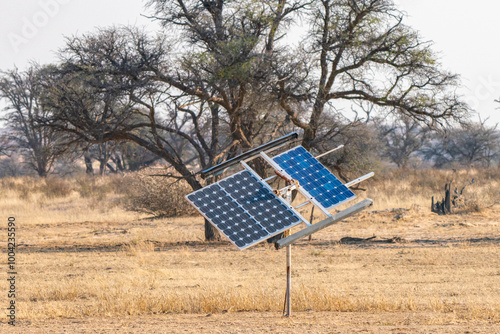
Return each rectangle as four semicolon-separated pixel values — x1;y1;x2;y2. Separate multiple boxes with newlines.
431;179;474;214
431;182;452;214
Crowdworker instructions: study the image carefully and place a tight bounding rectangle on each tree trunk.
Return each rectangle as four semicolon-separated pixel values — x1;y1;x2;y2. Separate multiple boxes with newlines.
444;182;452;214
84;150;94;175
99;159;106;175
251;158;267;178
302;127;316;151
114;156;124;171
37;168;48;178
204;218;221;242
34;149;49;177
106;163;116;173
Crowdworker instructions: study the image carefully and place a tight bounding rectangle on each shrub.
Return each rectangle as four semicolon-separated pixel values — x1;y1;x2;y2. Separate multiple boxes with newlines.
123;170;196;217
41;177;72;198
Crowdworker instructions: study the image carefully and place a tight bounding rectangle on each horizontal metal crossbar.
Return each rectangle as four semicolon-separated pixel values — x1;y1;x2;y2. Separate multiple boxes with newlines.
294;200;311;209
275;199;373;249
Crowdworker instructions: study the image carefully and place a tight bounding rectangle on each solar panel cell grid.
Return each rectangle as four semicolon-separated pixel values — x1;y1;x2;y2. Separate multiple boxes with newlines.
222;171;301;233
186;170;303;250
272;146;356;210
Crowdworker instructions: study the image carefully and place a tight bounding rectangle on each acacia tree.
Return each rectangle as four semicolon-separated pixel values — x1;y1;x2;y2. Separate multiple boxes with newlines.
277;0;468;150
0;66;68;177
423;121;499;168
376;115;430;168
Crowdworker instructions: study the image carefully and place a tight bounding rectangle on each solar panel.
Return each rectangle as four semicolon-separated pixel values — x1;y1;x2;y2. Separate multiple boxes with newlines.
186;170;304;250
272;146;356;210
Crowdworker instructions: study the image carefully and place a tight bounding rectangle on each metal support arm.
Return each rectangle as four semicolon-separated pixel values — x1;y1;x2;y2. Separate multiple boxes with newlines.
345;172;374;188
275;199;373;249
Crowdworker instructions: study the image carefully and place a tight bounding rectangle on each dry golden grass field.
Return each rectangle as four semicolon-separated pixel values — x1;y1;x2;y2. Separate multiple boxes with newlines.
0;168;499;333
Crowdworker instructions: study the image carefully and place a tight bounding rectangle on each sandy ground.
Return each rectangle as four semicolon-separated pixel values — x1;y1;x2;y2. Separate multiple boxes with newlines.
6;312;500;333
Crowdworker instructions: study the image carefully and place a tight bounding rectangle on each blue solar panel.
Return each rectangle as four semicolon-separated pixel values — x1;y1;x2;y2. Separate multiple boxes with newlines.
186;170;303;250
272;146;356;209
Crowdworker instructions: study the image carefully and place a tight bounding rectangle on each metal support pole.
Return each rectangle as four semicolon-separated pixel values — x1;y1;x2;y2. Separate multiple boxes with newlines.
285;244;291;316
284;184;292;317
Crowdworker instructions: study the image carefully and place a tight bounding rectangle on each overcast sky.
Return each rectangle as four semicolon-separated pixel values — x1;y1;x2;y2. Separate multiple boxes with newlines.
1;0;499;125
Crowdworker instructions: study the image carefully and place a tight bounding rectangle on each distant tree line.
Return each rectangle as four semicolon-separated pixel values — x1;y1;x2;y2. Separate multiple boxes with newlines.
1;96;498;177
1;0;498;240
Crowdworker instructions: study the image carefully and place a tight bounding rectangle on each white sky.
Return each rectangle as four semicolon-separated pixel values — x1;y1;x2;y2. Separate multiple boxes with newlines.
0;0;499;125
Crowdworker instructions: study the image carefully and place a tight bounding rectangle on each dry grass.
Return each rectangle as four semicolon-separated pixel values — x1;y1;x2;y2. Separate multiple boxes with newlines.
0;176;143;227
360;167;500;212
15;229;500;322
0;168;499;327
